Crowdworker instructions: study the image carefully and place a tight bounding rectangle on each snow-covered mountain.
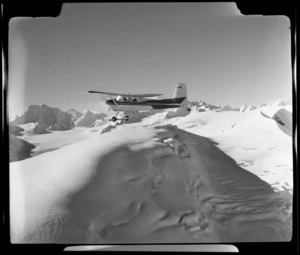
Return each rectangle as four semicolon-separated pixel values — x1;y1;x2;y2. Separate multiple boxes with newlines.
66;108;83;122
68;109;108;127
187;100;240;112
9;97;292;135
272;98;292;106
74;110;107;127
10;104;109;134
187;98;291;113
219;104;239;112
11;104;74;134
10;104;293;243
239;104;257;112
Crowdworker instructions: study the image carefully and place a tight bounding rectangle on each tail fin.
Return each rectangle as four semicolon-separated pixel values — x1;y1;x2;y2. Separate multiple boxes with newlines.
172;83;187;98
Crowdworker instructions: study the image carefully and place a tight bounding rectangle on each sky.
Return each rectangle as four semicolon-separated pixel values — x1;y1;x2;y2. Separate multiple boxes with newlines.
8;2;292;116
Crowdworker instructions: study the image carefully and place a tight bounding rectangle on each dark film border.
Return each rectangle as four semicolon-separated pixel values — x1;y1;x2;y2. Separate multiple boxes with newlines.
2;0;297;253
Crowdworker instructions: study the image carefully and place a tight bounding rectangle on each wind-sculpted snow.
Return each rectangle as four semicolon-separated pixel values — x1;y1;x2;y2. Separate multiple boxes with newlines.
10;125;292;243
272;108;292;137
100;123;119;134
259;107;292;137
164;108;190;119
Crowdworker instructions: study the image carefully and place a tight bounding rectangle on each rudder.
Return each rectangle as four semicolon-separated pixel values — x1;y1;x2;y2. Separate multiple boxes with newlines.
172;83;187;98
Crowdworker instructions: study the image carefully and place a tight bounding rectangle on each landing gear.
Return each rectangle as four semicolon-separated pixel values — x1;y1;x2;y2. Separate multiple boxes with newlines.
110;111;120;122
110;112;130;122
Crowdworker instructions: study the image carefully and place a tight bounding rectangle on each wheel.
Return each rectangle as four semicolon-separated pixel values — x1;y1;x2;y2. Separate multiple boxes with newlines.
125;116;129;121
111;117;117;122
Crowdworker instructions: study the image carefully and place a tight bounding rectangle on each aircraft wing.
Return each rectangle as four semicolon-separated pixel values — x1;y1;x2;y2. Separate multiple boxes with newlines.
88;90;162;97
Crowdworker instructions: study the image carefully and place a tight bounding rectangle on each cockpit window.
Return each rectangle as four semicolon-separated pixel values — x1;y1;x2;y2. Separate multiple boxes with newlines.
115;96;137;102
128;97;137;102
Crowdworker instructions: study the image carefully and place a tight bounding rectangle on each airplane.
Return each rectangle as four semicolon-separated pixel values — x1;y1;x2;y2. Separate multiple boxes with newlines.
88;83;189;122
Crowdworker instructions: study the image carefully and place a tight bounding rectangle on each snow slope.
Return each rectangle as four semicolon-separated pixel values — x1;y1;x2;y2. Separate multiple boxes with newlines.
140;106;293;193
10;125;292;243
17;105;293;192
20;127;101;157
9;101;293;244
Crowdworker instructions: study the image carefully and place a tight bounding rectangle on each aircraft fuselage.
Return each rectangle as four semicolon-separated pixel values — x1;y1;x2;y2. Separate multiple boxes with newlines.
105;97;186;112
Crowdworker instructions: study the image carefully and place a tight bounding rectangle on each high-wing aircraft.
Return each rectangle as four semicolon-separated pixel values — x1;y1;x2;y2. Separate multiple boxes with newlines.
88;83;188;122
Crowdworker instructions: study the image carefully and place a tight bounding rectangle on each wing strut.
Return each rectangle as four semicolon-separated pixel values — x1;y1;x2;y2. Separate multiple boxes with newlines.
109;94;118;106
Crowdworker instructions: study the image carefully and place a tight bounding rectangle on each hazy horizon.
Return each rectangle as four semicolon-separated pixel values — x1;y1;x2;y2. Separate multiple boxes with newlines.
8;3;292;116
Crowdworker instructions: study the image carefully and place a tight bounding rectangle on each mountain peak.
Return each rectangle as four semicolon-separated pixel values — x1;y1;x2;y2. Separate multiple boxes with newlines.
272;98;292;106
11;104;73;134
74;110;107;127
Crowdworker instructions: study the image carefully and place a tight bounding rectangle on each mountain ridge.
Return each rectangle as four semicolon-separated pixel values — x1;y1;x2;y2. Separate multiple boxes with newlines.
10;104;108;133
9;98;291;134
